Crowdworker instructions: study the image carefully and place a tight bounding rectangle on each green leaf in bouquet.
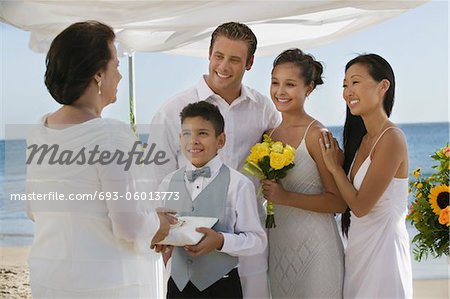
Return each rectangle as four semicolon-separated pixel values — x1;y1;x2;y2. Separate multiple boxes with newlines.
263;134;273;144
259;156;271;175
266;169;276;180
242;161;266;180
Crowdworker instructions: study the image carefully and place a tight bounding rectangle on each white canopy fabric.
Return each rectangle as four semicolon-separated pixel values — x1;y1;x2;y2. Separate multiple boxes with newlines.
0;0;427;56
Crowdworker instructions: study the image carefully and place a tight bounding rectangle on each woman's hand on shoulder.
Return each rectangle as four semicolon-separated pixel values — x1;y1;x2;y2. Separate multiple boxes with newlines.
307;125;347;213
308;126;343;175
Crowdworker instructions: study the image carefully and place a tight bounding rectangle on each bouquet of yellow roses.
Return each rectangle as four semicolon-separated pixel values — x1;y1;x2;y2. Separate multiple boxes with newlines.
242;134;296;228
407;145;449;261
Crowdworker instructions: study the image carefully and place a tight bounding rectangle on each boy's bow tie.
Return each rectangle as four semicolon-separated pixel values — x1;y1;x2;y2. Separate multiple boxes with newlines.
185;166;211;182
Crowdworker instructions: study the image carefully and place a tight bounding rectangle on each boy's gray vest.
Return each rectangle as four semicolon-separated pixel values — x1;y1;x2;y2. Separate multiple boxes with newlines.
166;165;238;291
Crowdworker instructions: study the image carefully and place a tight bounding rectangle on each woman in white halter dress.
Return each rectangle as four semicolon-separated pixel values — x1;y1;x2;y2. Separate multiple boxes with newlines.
344;127;412;298
261;49;346;298
321;54;412;298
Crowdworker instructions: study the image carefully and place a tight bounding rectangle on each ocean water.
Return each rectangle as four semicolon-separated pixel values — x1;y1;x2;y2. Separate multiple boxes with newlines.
1;122;449;278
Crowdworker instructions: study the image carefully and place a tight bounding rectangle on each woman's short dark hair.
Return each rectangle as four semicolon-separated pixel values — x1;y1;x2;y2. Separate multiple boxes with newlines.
273;48;324;90
341;53;396;237
180;101;225;136
45;21;115;105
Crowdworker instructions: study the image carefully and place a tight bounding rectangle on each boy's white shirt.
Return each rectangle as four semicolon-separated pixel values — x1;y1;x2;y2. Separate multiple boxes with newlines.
158;155;267;257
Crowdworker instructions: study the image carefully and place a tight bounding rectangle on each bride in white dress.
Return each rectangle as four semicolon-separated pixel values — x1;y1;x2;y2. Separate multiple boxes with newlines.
321;54;412;298
261;49;345;298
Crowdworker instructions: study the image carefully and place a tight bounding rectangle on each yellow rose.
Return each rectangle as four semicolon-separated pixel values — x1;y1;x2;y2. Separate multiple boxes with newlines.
262;142;271;148
269;152;287;170
417;183;423;189
247;151;260;164
285;144;296;155
251;143;270;158
412;168;421;178
271;142;284;153
417;192;422;198
261;142;271;150
282;148;295;165
248;143;270;163
438;207;450;226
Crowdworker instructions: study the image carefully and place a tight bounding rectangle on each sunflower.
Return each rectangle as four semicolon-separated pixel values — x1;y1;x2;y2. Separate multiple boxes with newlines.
429;184;450;216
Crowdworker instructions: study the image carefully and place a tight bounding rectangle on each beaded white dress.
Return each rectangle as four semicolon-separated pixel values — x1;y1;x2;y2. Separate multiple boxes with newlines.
268;121;344;298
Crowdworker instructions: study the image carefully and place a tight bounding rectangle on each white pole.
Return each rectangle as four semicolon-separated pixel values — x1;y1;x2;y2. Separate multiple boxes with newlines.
128;53;137;134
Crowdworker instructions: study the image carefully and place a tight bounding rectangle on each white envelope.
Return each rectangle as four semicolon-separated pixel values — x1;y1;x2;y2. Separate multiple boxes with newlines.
157;216;218;246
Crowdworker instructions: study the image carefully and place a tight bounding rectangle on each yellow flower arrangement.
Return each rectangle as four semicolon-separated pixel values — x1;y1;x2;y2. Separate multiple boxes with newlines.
247;143;270;164
270;141;284;153
269;152;287;170
407;145;449;261
242;134;295;228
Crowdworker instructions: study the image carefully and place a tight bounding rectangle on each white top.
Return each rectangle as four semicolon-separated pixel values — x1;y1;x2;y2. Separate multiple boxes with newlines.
159;155;267;257
268;120;344;298
344;127;412;298
26;116;161;291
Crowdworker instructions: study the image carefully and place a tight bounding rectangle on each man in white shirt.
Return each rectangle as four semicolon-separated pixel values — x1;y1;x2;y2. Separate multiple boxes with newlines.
149;22;280;298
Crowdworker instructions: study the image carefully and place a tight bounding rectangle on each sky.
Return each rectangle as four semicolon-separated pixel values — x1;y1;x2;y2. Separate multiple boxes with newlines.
0;1;448;139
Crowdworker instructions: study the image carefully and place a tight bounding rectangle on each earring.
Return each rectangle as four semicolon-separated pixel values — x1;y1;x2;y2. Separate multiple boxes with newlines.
97;81;102;95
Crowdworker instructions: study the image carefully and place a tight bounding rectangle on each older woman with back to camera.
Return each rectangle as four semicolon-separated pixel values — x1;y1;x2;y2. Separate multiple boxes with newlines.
26;21;174;298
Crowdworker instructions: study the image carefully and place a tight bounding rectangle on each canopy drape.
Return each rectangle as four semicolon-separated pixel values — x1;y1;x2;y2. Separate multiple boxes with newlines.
0;1;427;56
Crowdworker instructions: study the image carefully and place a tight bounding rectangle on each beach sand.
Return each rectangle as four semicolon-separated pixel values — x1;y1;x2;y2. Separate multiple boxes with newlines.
0;246;448;299
0;246;31;299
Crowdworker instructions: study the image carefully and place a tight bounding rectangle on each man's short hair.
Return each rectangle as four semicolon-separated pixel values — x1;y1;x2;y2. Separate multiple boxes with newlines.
210;22;257;63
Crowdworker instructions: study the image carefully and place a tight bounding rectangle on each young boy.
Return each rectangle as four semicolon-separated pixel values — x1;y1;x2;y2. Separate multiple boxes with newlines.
158;101;267;298
150;22;278;298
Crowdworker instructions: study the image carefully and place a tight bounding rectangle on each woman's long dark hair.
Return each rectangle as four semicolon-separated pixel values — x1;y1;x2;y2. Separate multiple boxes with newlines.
341;54;395;237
